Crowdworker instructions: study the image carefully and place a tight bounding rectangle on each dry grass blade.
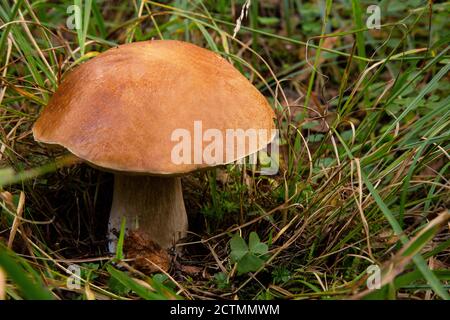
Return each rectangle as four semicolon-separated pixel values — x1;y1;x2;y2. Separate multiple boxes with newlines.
352;210;450;299
7;191;25;248
0;267;5;300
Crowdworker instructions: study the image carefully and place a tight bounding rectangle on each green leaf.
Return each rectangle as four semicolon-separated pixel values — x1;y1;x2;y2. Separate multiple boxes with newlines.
108;275;131;296
107;265;160;299
230;232;269;275
249;232;268;256
257;17;280;26
236;254;265;275
230;233;248;262
213;272;229;289
152;273;176;290
195;21;218;52
0;245;54;300
115;217;126;261
106;265;180;300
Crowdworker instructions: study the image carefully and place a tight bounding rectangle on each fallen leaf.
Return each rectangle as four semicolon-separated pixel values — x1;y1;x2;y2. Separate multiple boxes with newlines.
124;230;170;274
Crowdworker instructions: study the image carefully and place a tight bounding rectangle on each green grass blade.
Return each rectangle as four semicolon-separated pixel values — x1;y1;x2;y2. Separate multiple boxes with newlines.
0;245;54;300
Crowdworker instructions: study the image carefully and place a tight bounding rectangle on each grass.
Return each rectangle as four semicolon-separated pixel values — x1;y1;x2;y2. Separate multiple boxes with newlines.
0;0;449;300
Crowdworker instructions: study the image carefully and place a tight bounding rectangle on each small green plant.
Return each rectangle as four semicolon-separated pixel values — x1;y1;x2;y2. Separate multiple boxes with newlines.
152;273;177;291
272;266;291;284
106;265;181;300
108;275;131;296
80;263;99;282
230;232;269;275
213;272;230;289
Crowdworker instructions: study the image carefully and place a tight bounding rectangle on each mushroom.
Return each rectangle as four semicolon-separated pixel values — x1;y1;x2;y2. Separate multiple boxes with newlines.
32;40;275;253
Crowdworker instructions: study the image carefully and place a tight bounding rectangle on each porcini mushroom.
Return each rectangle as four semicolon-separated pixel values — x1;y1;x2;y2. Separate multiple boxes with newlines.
33;40;275;252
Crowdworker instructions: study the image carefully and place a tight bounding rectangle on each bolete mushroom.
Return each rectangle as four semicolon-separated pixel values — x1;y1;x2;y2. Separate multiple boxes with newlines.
33;40;275;252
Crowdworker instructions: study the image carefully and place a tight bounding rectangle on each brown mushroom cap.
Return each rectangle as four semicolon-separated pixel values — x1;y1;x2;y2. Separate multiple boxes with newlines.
33;40;276;175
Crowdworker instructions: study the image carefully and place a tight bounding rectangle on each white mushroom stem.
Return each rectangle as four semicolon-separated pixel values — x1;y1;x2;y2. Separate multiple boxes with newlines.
108;174;188;253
